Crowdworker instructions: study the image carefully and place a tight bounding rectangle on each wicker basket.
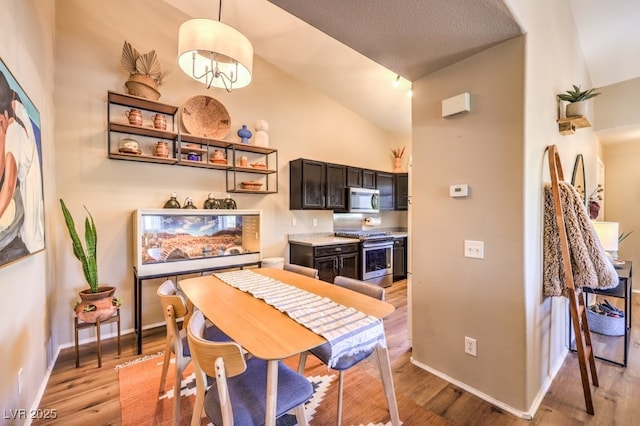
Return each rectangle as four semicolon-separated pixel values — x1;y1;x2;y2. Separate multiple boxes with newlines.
124;73;160;100
587;309;624;336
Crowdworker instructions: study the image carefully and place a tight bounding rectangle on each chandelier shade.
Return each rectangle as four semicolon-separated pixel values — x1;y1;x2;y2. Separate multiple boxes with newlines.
178;18;253;91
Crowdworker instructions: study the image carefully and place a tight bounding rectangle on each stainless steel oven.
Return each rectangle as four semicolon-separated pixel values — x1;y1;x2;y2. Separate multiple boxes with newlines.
334;230;394;287
361;239;393;287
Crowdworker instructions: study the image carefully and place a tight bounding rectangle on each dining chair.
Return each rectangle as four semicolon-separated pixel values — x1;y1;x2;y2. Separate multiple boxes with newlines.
187;310;313;426
156;279;231;425
283;263;319;279
298;275;385;425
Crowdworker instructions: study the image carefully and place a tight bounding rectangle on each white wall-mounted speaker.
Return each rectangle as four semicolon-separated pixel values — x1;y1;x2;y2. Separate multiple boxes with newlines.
442;92;471;118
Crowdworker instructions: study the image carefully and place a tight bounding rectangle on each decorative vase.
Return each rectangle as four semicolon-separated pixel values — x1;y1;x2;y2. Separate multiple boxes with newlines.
154;141;169;158
163;192;181;208
153;114;167;130
125;109;143;126
75;286;117;323
393;157;403;173
203;193;221;209
237;125;252;144
183;197;197;209
254;120;269;147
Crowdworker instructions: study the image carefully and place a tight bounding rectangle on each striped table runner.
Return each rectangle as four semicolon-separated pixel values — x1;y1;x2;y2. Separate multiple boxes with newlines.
213;269;386;368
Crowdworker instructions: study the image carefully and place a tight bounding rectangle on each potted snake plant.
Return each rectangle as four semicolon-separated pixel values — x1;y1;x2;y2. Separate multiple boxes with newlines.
60;199;120;323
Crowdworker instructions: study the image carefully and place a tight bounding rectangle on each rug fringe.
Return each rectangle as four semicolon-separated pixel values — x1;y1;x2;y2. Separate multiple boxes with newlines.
114;351;164;370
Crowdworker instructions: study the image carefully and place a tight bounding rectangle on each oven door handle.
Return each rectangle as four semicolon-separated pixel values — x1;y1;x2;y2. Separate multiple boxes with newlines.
362;241;393;249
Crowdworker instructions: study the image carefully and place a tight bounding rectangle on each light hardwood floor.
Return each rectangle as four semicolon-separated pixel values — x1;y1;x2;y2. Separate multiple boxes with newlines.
35;280;639;425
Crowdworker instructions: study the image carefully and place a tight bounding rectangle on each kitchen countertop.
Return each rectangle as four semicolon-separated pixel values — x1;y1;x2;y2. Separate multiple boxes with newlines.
288;233;359;247
288;230;408;246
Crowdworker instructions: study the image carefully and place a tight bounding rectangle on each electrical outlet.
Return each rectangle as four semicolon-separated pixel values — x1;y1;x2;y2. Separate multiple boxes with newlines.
312;218;318;227
464;240;484;259
465;337;477;357
17;368;23;395
291;217;297;226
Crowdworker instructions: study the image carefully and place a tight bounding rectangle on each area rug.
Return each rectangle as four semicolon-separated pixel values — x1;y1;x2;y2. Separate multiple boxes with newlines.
118;353;448;425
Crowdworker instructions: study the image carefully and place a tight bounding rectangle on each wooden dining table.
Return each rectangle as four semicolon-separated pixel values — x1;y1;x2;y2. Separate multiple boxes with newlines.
178;267;401;426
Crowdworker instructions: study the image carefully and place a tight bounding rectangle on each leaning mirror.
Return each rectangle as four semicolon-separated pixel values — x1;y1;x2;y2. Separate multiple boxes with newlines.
571;154;586;205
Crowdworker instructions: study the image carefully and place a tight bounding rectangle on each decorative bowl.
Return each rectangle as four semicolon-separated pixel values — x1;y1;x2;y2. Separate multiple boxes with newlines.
241;181;263;190
118;138;141;155
250;162;267;169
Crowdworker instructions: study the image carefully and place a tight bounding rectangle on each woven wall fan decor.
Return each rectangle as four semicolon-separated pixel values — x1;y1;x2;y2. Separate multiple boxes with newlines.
181;95;231;139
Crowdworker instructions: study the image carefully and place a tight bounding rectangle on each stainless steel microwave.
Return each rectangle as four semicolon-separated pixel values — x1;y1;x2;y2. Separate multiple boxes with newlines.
348;187;380;213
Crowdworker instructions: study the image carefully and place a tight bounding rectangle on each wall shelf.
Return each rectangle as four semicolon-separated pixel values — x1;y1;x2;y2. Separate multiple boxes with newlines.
557;116;591;135
107;91;278;194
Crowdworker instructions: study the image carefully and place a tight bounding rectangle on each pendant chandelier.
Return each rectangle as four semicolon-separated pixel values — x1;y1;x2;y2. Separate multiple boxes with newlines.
178;0;253;92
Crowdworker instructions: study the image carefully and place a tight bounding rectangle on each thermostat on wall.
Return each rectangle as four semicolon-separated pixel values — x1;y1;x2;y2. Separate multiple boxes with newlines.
449;184;469;198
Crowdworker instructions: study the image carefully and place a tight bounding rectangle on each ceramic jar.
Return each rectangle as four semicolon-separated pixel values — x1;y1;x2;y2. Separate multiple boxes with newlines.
153;113;167;130
125;109;143;126
155;141;169;158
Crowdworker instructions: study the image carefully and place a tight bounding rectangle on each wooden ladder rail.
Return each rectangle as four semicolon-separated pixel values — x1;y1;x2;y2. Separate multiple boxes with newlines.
547;145;598;415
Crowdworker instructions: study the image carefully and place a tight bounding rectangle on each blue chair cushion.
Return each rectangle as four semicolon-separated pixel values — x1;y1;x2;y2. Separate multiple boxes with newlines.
204;357;313;425
182;325;231;357
309;342;373;371
309;325;377;370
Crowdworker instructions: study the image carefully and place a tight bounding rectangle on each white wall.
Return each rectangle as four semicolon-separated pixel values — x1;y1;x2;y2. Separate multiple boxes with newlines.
410;0;601;416
0;0;56;419
53;0;405;351
602;142;640;268
411;36;527;411
507;0;600;413
595;78;640;273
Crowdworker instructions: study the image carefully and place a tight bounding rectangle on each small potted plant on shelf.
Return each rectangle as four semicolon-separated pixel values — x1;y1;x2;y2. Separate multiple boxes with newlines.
558;84;601;118
60;199;120;323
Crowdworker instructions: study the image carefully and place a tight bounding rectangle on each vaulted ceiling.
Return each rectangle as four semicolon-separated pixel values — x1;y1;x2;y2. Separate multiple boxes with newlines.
165;0;640;139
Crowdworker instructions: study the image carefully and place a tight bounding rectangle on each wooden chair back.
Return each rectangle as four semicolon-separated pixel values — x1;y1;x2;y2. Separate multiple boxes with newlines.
187;310;247;426
334;275;385;300
283;263;319;279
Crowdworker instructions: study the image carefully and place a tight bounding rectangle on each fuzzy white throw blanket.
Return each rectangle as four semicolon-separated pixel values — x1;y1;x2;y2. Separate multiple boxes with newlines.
543;181;619;297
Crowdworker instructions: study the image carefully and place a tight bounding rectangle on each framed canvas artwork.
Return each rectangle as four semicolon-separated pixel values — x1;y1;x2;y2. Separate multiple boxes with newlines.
0;58;45;268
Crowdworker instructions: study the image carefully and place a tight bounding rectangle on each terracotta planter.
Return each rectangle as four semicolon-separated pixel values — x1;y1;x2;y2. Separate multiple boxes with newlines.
393;157;403;173
75;286;117;323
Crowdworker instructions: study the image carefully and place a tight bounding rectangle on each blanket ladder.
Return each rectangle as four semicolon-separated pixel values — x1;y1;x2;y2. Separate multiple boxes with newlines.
547;145;598;415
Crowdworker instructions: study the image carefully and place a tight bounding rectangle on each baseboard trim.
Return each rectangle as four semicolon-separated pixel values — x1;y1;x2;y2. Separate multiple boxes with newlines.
411;354;566;420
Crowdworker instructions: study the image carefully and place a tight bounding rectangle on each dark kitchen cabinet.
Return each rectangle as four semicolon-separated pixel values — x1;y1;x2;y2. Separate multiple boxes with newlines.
395;173;408;210
362;169;376;189
325;163;347;210
290;242;359;283
289;159;325;209
290;159;346;210
347;167;363;188
376;171;395;211
393;237;407;281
